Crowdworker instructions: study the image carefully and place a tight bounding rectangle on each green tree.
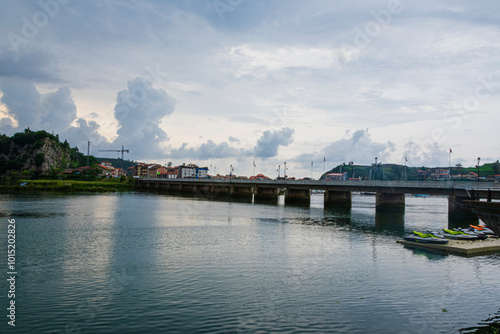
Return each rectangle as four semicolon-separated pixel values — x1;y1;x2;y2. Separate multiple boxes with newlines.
493;161;500;175
34;153;45;167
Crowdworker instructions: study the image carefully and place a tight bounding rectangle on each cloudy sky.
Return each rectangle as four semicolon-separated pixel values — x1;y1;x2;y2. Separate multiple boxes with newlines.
0;0;499;178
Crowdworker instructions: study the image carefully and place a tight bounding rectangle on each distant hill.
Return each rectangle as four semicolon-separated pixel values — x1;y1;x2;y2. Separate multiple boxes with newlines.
96;157;138;170
0;128;97;175
321;161;500;181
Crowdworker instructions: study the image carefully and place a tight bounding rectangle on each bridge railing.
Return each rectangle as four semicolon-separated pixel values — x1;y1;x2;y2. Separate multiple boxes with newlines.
139;178;500;190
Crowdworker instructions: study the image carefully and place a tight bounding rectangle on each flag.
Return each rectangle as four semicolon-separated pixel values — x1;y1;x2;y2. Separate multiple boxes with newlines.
449;148;452;153
324;156;326;162
311;161;313;166
405;156;407;162
253;160;256;167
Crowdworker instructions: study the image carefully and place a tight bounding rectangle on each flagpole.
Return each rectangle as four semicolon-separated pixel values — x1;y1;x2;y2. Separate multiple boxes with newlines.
448;149;451;180
403;156;407;181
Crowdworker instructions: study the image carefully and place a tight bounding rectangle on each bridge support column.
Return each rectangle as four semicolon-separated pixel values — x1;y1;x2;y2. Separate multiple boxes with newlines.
230;186;253;202
324;190;352;208
254;187;279;204
214;185;231;196
448;195;478;228
285;188;310;206
168;183;182;192
376;192;405;211
193;185;215;199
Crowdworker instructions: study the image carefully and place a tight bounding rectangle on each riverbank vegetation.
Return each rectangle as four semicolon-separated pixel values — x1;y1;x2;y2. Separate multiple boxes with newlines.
0;176;137;193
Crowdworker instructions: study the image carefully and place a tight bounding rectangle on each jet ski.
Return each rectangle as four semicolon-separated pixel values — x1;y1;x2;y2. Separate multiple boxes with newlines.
441;229;487;240
469;225;495;235
404;231;449;244
453;227;489;238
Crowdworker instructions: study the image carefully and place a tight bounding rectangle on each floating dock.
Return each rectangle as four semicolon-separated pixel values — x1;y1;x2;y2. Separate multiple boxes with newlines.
397;237;500;257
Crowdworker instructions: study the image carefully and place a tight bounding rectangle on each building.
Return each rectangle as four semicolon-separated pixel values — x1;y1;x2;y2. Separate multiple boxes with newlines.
146;164;163;178
133;163;162;178
178;164;197;178
159;166;178;179
101;161;113;168
250;174;270;180
132;163;209;179
430;169;450;181
196;167;209;178
110;168;125;178
325;173;348;181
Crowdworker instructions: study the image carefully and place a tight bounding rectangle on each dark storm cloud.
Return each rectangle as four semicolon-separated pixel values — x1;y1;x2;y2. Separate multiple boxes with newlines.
0;80;76;134
0;47;59;82
0;78;43;130
0;78;107;151
40;86;77;133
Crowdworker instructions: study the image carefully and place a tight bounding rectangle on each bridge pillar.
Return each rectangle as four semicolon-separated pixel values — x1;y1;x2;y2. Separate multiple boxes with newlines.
285;188;310;206
180;183;194;193
168;182;182;191
448;195;478;228
254;187;279;204
193;185;216;199
214;185;231;196
324;190;352;208
230;186;253;202
376;192;405;211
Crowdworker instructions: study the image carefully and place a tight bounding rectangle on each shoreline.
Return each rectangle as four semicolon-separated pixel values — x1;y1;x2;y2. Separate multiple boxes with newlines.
0;179;137;193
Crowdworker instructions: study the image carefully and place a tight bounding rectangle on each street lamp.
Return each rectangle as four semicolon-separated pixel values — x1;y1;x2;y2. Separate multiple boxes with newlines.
284;161;288;178
277;164;281;178
477;157;481;181
348;161;354;180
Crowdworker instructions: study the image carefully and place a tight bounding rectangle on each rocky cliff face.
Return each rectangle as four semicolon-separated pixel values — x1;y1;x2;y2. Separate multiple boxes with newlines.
0;130;79;174
33;137;71;173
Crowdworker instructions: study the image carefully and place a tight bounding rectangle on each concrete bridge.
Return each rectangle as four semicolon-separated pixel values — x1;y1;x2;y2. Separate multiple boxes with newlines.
137;178;500;218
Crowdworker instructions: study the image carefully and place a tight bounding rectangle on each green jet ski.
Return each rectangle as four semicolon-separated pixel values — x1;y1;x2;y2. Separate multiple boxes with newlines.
441;229;487;240
404;231;449;244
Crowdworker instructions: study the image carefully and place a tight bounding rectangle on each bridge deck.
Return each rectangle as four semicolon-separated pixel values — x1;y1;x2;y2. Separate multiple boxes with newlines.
138;178;500;198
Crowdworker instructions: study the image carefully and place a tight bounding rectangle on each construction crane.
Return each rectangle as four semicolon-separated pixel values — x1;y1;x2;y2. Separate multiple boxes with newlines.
99;146;130;159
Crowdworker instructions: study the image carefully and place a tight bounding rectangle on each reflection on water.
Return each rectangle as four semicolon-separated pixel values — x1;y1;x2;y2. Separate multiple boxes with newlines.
0;192;499;333
375;209;405;233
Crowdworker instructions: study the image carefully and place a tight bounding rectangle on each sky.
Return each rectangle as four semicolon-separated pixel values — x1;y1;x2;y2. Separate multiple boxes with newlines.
0;0;499;178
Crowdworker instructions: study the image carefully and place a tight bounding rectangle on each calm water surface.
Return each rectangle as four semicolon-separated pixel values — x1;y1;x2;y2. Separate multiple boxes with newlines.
0;191;499;333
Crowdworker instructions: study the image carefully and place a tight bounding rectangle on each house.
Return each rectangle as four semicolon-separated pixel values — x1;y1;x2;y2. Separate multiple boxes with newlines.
132;163;151;178
178;164;197;178
325;173;348;181
196;167;209;178
158;166;178;179
110;168;125;178
250;174;270;180
146;164;163;178
97;163;114;176
430;169;450;181
101;161;113;168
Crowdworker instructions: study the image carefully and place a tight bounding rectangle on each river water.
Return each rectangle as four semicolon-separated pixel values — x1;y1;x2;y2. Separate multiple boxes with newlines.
0;191;499;333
